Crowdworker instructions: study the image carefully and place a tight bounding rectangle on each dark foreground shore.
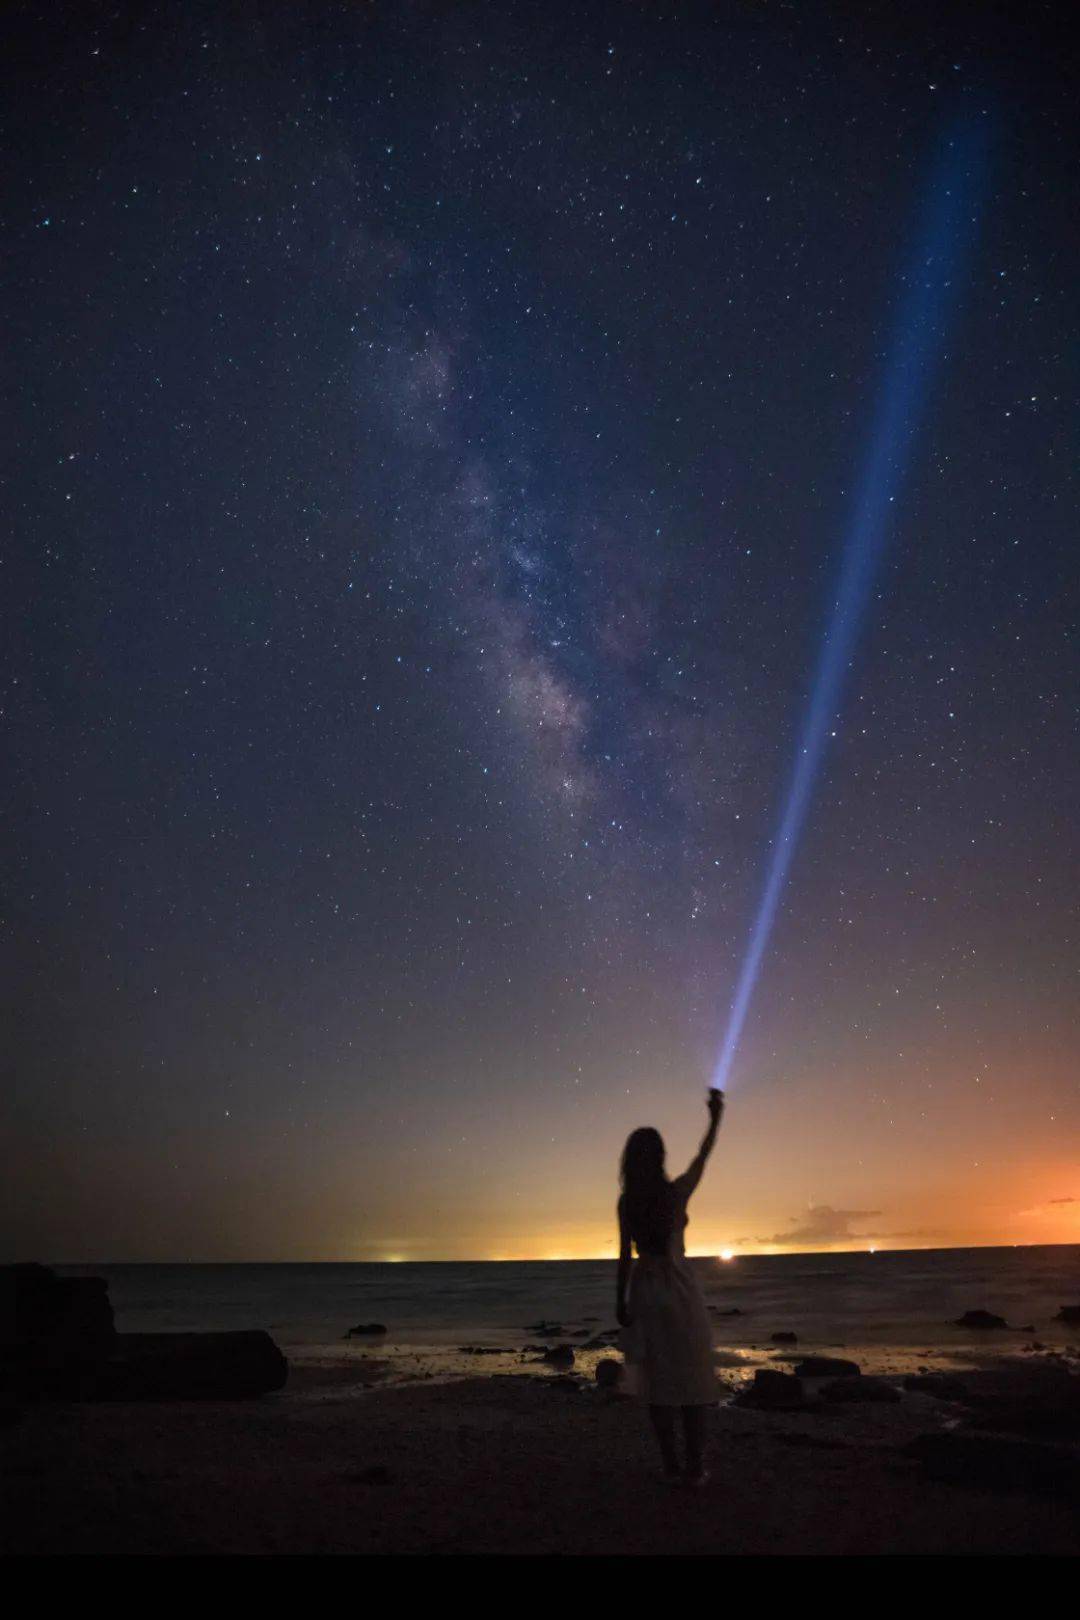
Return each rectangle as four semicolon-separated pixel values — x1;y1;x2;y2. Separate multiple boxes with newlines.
5;1358;1080;1555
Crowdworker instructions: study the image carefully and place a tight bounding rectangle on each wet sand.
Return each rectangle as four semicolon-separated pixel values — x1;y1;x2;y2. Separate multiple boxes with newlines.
4;1358;1079;1555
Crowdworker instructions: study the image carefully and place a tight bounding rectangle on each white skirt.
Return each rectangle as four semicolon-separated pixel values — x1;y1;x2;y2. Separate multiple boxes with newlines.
620;1254;718;1406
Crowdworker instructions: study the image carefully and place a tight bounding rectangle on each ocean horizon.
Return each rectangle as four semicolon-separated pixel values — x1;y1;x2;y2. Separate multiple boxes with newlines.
51;1244;1080;1386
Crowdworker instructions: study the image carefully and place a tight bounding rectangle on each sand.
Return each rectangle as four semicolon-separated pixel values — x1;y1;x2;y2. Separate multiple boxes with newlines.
4;1358;1079;1555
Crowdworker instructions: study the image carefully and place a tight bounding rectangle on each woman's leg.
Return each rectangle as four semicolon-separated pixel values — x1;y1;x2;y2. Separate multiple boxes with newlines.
681;1405;708;1479
648;1405;679;1476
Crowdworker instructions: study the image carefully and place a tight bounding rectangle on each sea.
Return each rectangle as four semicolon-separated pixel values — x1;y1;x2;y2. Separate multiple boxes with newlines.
60;1246;1080;1390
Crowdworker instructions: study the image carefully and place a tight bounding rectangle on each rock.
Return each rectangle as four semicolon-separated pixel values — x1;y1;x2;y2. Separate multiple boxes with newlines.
905;1432;1080;1498
542;1344;575;1367
3;1263;117;1396
90;1331;288;1400
3;1268;287;1401
6;1262;115;1345
525;1321;564;1335
1056;1305;1080;1325
793;1356;861;1379
346;1323;387;1337
458;1346;503;1355
710;1307;743;1316
733;1369;810;1411
958;1362;1080;1439
822;1375;900;1404
954;1310;1009;1330
595;1358;623;1390
770;1331;798;1344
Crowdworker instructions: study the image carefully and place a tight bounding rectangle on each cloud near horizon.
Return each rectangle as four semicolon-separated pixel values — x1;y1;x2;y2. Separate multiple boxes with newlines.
761;1205;883;1247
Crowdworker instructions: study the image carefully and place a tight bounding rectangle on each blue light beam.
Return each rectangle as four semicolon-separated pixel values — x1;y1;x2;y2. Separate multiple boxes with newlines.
712;121;989;1093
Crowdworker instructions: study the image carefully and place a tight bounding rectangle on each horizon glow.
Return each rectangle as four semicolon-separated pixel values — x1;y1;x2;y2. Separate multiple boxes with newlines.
712;121;990;1095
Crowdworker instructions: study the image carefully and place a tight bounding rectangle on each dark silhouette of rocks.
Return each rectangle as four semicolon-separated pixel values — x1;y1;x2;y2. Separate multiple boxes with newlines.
733;1369;810;1410
954;1310;1008;1329
1055;1304;1080;1324
91;1331;287;1399
4;1265;287;1401
958;1362;1080;1439
542;1344;575;1367
594;1358;623;1389
4;1263;116;1398
903;1362;1080;1440
770;1331;798;1344
793;1356;860;1379
346;1322;388;1337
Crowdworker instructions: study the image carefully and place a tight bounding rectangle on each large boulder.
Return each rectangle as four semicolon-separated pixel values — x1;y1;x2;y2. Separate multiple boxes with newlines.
1055;1305;1080;1325
793;1356;861;1379
3;1268;288;1401
92;1331;288;1400
2;1263;116;1396
954;1310;1009;1330
542;1343;575;1368
733;1369;810;1411
346;1322;387;1337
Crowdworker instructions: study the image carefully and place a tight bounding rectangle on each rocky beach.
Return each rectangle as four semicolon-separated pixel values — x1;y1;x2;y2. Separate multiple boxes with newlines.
4;1262;1080;1555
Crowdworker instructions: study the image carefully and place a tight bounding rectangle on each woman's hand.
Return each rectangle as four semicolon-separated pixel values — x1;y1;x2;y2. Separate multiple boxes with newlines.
708;1087;725;1124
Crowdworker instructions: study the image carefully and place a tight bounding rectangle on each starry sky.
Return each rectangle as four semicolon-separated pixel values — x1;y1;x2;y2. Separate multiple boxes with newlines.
4;2;1078;1262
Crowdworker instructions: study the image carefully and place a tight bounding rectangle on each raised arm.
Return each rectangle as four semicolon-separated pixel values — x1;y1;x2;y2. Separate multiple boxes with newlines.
677;1089;725;1199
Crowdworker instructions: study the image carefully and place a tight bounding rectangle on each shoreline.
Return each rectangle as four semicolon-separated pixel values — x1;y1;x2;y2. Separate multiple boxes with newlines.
283;1333;1080;1396
5;1352;1080;1555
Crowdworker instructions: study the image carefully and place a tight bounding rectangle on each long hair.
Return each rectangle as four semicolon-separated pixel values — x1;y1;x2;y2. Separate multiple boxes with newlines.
619;1127;673;1251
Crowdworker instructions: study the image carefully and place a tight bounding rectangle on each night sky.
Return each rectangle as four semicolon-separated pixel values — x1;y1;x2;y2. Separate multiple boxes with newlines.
5;3;1077;1262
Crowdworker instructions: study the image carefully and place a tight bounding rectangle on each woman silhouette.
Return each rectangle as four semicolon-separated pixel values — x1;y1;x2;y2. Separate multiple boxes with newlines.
617;1089;724;1485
